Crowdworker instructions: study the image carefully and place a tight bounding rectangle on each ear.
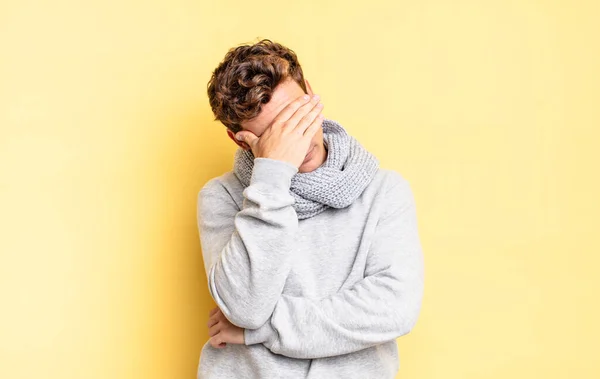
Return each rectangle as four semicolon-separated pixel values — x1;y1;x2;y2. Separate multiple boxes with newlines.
226;129;251;150
305;79;314;96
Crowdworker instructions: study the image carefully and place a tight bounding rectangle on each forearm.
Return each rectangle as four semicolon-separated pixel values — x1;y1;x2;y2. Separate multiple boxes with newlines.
200;158;300;329
245;261;423;358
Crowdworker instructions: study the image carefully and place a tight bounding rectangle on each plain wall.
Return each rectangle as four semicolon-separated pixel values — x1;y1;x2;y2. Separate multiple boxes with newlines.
1;0;599;378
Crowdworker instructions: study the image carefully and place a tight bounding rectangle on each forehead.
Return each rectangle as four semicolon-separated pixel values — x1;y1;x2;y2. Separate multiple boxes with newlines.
241;78;305;135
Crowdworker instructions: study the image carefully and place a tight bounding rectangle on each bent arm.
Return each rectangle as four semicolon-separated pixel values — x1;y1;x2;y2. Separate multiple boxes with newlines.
197;158;299;329
244;175;424;358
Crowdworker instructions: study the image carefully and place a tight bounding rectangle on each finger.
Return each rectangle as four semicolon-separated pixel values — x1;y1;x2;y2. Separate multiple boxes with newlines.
294;101;323;134
208;321;221;337
207;316;219;328
304;113;325;138
210;334;221;348
209;307;219;317
235;131;258;147
210;334;226;349
286;95;321;129
271;94;312;124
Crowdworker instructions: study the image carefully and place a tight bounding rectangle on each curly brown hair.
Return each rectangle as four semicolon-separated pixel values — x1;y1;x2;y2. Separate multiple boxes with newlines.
207;39;308;133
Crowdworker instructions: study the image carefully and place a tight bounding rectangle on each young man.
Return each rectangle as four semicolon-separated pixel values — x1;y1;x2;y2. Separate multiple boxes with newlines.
197;39;424;378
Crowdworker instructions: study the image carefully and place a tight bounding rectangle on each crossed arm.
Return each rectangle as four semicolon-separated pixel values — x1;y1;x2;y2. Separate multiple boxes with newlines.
197;161;424;359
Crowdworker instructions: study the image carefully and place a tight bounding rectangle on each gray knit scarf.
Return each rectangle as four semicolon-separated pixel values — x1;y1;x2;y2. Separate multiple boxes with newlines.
233;118;379;219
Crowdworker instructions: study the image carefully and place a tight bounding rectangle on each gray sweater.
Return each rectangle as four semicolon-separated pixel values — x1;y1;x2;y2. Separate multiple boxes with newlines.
196;158;424;379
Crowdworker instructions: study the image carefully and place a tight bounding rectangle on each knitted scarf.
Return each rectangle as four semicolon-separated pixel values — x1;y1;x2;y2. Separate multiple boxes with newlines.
233;118;380;219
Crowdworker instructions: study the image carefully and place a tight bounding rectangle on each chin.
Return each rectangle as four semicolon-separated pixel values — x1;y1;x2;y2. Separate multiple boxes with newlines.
299;145;322;173
299;158;319;173
298;164;313;173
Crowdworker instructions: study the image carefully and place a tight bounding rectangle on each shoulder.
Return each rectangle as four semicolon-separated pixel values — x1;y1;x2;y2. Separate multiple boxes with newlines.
200;170;242;195
373;168;412;194
373;168;416;208
197;171;244;211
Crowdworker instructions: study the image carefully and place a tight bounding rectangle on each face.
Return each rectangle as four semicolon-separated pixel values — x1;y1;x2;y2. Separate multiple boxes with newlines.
226;78;327;173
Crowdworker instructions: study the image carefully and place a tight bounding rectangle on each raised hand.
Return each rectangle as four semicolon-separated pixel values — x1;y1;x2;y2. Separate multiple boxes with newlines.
235;94;324;169
207;307;245;348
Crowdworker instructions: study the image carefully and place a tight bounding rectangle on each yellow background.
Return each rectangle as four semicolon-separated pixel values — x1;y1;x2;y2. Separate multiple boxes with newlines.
1;0;599;378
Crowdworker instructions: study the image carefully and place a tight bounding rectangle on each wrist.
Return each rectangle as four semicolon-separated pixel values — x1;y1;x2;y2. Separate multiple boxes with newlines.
250;157;298;188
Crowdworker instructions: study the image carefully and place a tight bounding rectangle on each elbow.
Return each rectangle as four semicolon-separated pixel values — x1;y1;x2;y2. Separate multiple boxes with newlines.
228;311;270;330
236;300;275;328
403;311;420;334
208;272;274;329
210;301;272;330
212;292;273;329
393;295;423;337
393;310;420;337
395;274;424;336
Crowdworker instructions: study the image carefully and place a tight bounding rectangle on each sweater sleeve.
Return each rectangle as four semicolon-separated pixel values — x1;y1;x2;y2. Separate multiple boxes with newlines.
243;173;424;359
197;158;299;329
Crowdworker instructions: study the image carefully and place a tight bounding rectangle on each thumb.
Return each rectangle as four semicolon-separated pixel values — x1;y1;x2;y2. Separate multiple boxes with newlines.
235;131;258;146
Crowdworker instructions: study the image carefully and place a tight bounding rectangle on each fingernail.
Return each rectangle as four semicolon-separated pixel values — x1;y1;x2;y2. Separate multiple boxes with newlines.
303;94;310;100
317;102;323;108
236;134;243;141
312;94;320;101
